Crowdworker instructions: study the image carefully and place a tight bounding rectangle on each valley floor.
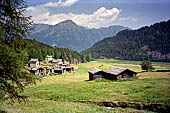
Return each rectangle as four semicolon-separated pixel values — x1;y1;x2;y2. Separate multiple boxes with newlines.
1;59;170;113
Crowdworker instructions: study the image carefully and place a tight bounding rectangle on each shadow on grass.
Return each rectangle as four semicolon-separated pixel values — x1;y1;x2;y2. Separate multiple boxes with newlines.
85;78;137;82
138;70;170;73
0;110;7;113
156;70;170;72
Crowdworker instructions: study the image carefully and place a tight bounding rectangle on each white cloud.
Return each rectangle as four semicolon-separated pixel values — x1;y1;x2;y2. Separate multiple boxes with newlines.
25;0;121;28
42;0;79;8
119;17;137;22
26;5;121;28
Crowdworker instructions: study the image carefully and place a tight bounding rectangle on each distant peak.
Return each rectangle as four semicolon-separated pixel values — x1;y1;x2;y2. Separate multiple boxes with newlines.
63;20;75;23
56;20;77;26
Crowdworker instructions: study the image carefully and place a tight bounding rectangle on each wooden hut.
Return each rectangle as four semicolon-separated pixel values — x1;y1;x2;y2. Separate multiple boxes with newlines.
51;60;58;64
54;67;65;74
31;67;46;75
104;66;137;80
88;67;103;80
64;66;74;73
57;59;63;65
45;66;54;75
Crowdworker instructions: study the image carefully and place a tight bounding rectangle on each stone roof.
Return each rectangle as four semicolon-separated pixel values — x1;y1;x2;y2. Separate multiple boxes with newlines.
89;67;102;74
29;58;39;62
44;66;53;69
46;55;53;58
57;59;63;62
51;60;58;63
106;66;127;75
54;67;63;70
32;68;39;71
64;66;73;69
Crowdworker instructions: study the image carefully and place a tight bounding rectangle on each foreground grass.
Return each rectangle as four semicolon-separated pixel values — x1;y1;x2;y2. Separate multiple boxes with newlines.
1;98;154;113
0;59;170;113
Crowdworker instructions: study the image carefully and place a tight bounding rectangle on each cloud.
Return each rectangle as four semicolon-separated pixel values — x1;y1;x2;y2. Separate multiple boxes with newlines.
26;0;78;15
119;17;137;22
42;0;79;8
26;5;121;28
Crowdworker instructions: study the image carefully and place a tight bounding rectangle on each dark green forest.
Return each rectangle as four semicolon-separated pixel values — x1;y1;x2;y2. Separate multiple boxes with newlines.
83;19;170;62
24;39;90;63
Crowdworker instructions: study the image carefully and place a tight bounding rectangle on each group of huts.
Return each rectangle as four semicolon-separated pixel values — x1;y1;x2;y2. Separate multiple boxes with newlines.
28;55;74;75
89;66;137;81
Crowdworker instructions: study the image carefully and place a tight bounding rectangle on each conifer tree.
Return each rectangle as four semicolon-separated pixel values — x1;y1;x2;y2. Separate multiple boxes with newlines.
86;53;92;62
0;0;36;100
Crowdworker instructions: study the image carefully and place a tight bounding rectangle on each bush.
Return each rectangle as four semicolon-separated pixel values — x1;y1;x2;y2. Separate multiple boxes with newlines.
140;61;155;72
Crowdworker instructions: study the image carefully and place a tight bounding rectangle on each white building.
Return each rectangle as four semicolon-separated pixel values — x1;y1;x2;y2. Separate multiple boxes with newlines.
29;58;40;68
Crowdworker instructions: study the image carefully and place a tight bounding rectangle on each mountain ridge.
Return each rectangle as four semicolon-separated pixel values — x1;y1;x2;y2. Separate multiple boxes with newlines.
83;19;170;62
28;20;129;52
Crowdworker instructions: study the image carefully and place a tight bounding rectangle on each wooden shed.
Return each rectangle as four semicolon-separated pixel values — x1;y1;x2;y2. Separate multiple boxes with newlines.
104;66;137;80
88;67;104;80
45;66;54;75
64;66;74;73
31;67;46;75
54;67;65;74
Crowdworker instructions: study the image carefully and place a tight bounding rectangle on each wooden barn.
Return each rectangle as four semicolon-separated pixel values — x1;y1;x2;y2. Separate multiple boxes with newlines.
88;66;137;81
45;66;54;75
54;67;65;74
64;66;74;73
88;67;104;80
104;66;137;80
31;67;46;75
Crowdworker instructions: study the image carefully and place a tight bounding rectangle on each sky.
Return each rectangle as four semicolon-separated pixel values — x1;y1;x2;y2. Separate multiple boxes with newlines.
25;0;170;29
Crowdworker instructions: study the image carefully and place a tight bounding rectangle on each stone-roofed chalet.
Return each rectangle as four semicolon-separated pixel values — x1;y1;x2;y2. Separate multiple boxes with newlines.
88;66;137;81
88;67;104;80
105;66;137;80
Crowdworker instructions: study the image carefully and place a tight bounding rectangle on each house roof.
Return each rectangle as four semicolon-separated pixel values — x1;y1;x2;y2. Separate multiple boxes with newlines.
64;66;73;69
54;67;63;71
46;55;53;58
29;58;39;62
32;68;39;71
44;66;53;69
57;59;63;62
51;60;58;63
106;66;127;75
89;67;102;74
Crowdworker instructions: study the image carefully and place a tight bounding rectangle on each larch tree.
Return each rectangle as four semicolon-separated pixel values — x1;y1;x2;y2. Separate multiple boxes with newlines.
0;0;36;100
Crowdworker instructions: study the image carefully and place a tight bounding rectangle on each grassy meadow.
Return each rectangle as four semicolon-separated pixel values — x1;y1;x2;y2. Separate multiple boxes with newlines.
1;59;170;113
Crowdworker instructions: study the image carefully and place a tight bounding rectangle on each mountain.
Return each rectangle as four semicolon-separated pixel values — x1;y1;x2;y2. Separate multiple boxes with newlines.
28;20;128;52
83;19;170;62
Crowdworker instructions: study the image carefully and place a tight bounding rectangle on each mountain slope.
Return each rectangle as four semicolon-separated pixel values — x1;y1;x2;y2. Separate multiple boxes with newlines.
28;20;128;52
83;19;170;62
24;39;81;62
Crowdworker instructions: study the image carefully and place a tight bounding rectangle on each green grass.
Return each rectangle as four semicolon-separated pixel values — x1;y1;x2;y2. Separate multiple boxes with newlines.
0;59;170;113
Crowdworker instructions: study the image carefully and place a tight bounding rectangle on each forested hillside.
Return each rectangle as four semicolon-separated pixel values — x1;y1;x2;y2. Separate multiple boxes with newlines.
83;19;170;62
24;39;82;63
28;20;128;52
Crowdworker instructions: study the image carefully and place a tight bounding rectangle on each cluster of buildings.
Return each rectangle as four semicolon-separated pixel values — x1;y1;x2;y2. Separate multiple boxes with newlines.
89;66;137;81
28;55;74;75
28;55;137;81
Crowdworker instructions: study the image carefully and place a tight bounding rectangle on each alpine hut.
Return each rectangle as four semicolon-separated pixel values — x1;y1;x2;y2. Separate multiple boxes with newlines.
88;67;103;80
104;66;137;80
